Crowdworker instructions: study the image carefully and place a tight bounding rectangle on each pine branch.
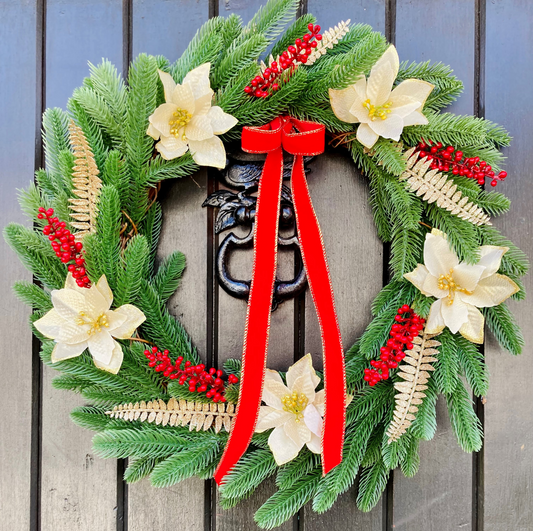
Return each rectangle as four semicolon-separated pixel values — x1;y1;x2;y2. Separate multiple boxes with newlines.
106;398;235;433
356;460;389;512
245;0;299;43
306;20;351;65
142;202;163;278
386;331;440;443
433;330;460;394
13;281;52;312
124;456;162;483
400;148;491;226
68;120;103;239
42;107;71;187
271;14;316;57
115;235;149;306
408;378;438;441
151;251;186;304
400;435;420;477
483;303;524;355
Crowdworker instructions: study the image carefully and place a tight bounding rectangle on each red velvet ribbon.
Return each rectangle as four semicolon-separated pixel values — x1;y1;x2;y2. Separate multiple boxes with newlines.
214;117;346;485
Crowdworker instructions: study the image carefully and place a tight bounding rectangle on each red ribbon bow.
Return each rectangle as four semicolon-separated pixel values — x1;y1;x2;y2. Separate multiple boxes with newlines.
214;117;346;485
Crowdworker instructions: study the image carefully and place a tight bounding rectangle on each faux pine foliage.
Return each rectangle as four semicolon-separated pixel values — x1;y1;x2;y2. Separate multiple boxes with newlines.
3;0;529;528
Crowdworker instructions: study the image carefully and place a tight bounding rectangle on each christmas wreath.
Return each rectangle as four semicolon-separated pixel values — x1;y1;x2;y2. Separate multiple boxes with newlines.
5;0;528;528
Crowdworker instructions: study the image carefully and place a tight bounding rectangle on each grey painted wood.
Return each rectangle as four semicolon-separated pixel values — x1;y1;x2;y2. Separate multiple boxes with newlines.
302;152;383;531
39;2;123;530
392;2;476;529
484;2;533;530
128;3;210;529
0;1;38;529
308;0;385;34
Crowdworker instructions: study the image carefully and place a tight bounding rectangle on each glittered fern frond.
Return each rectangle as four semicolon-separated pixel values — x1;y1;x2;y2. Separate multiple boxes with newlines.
400;148;491;226
386;331;440;443
68;120;102;239
106;398;236;434
307;20;351;65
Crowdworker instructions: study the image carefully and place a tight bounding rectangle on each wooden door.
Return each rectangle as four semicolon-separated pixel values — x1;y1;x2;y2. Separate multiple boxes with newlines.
0;1;531;530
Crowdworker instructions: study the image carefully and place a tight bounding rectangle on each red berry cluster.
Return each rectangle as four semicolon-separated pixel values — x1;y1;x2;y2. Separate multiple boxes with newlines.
415;140;507;187
37;207;90;288
364;305;426;386
144;346;239;403
244;23;322;98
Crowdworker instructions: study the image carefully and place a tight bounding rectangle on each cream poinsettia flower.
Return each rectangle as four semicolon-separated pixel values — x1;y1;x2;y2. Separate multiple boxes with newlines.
34;273;146;373
147;63;238;168
255;354;351;466
329;45;434;149
404;229;519;344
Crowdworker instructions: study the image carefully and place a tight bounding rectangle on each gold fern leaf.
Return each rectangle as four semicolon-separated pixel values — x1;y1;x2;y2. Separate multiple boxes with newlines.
105;398;236;434
307;20;351;65
386;330;441;443
400;147;491;226
68;120;102;240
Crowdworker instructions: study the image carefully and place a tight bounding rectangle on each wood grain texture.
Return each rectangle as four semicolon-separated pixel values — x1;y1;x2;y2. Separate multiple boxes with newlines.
302;152;383;531
128;3;210;529
39;2;123;530
484;2;533;530
308;0;385;34
393;2;476;529
0;1;38;529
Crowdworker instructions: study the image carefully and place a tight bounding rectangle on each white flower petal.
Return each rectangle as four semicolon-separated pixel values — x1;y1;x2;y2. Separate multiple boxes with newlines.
306;433;322;454
452;263;485;292
356;122;379;149
51;341;87;363
390;79;434;108
95;275;114;308
286;353;320;390
93;340;124;374
34;309;65;340
188;136;227;168
193;91;214;116
262;378;290;410
64;272;87;293
367;62;395;106
291;374;316;405
459;305;485;344
329;85;360;123
156;135;189;160
268;425;302;466
284;417;312;447
478;245;508;279
367;113;404;141
424;231;459;278
185;114;213;141
148;102;178;138
256;406;293;432
109;304;146;339
402;110;429;127
426;299;446;335
56;321;92;345
265;368;284;385
158;69;177;102
314;389;325;416
348;77;370;122
51;289;87;321
147;122;160;140
171;83;195;115
87;330;116;366
422;272;448;299
207;106;238;135
462;274;519;308
441;294;469;334
371;45;400;80
388;95;421;118
182;63;212;100
303;403;323;437
404;264;430;294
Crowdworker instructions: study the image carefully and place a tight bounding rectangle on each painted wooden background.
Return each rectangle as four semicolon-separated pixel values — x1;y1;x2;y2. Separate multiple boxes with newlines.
0;0;531;530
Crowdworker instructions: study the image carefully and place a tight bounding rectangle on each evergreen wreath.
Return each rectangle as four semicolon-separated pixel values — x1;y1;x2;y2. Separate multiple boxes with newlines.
5;0;528;528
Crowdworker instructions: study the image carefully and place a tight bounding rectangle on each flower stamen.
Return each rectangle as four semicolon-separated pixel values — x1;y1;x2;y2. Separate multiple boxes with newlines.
281;392;309;422
438;269;474;305
76;311;110;335
363;99;392;121
169;109;192;137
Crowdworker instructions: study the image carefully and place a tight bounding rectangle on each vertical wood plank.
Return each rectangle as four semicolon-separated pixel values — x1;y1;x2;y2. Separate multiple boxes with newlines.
302;152;383;531
484;1;533;529
392;2;476;529
40;2;123;529
0;1;38;529
128;2;210;530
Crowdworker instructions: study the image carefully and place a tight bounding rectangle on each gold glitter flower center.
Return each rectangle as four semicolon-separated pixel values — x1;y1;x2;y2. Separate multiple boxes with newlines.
363;99;392;121
169;109;193;137
281;392;309;422
76;311;110;335
438;269;474;305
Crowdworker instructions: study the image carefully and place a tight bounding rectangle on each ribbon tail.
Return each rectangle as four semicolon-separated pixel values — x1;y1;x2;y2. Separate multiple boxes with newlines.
214;146;284;485
291;154;346;475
